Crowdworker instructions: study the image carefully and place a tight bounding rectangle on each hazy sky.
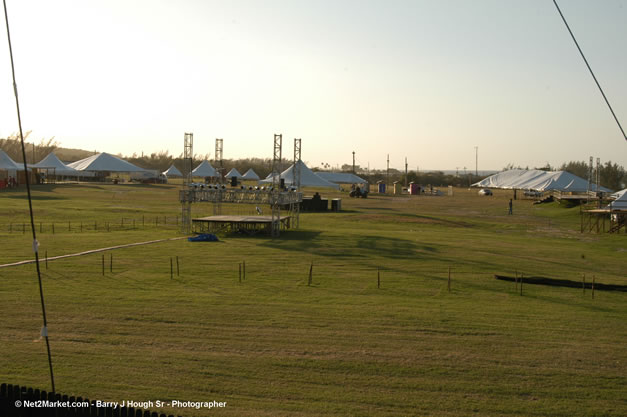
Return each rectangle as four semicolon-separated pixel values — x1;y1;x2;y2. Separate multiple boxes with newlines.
1;0;626;171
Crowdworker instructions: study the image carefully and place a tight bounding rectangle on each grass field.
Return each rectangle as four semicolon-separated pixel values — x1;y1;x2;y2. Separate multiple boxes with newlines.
1;183;625;416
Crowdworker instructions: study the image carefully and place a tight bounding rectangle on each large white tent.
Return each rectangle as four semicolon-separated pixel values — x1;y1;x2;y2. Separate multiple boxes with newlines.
162;164;183;177
68;152;145;172
261;160;340;189
33;152;79;176
191;160;217;178
225;168;243;179
472;169;612;193
242;168;260;181
316;172;367;184
0;149;22;170
608;189;627;209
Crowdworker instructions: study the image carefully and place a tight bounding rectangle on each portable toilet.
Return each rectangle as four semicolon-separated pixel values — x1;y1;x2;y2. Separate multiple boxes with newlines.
393;181;402;195
409;182;420;195
377;181;386;194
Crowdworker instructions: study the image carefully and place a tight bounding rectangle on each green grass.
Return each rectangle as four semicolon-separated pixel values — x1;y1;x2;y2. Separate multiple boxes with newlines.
1;184;625;416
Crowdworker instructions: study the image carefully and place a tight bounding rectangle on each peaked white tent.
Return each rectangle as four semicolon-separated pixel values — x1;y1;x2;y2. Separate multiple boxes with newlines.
242;168;260;181
68;152;145;172
33;152;79;175
192;160;217;177
162;164;183;177
472;169;612;193
261;160;340;189
316;172;367;184
225;168;243;179
0;149;22;170
608;189;627;209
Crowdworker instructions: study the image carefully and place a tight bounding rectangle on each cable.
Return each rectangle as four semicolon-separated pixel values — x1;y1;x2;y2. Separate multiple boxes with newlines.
3;0;55;393
552;0;627;142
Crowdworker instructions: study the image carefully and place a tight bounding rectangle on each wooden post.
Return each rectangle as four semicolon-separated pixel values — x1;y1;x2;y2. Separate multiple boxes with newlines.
239;263;242;283
176;256;180;276
142;215;145;227
45;251;48;269
592;275;595;299
377;267;380;289
520;273;523;296
68;221;71;232
243;261;246;280
170;258;173;280
52;223;55;234
515;270;518;291
110;253;113;273
582;273;586;295
308;262;313;286
102;255;105;276
447;266;451;292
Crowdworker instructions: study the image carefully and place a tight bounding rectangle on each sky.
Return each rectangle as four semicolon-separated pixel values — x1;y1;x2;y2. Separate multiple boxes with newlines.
1;0;626;171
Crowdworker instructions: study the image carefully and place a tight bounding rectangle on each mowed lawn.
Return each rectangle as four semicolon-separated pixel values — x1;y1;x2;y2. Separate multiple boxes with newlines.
1;183;625;416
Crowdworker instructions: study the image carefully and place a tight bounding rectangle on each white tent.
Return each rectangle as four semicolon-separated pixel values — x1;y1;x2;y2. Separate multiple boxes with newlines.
608;189;627;210
472;169;612;193
242;168;260;181
261;160;340;189
225;168;243;179
191;160;217;177
0;149;22;170
33;152;79;176
162;164;183;177
316;172;367;184
68;152;145;172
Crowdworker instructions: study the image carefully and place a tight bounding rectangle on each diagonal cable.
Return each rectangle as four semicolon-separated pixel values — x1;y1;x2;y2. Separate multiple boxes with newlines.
2;0;56;393
553;0;627;142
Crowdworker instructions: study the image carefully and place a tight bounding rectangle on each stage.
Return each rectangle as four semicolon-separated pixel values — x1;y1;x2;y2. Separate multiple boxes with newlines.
192;215;292;235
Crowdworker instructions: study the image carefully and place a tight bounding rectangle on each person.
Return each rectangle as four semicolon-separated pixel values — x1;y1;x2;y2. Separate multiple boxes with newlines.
508;199;513;215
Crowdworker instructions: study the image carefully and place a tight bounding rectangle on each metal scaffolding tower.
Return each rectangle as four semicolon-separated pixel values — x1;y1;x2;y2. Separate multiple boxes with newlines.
213;138;224;215
181;132;194;233
271;134;282;237
292;138;302;228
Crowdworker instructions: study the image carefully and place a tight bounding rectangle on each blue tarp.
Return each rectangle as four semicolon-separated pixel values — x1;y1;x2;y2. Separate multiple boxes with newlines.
188;233;219;242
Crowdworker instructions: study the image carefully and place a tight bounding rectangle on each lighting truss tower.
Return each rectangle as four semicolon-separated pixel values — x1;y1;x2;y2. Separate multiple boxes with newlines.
595;157;601;193
587;156;593;201
292;138;302;228
182;132;194;233
271;134;282;237
214;138;224;215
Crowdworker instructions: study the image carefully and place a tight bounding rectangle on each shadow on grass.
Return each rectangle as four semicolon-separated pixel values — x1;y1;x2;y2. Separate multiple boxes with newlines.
495;275;627;292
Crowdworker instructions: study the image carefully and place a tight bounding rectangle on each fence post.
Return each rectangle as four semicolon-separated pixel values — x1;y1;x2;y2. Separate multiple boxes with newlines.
45;251;48;269
308;262;313;286
110;253;113;273
243;260;246;280
176;256;180;276
170;258;173;280
102;255;105;276
377;267;380;289
239;263;242;283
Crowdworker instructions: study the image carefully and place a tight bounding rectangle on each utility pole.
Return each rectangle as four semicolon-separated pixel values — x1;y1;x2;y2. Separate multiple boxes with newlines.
387;154;390;185
352;151;355;174
404;157;408;186
475;146;478;177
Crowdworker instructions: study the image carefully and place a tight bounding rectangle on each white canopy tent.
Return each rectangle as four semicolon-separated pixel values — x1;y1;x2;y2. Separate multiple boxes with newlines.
191;160;217;178
225;168;243;179
242;168;260;181
316;172;367;184
33;152;80;176
261;160;340;189
0;149;22;170
608;189;627;209
162;164;183;177
472;169;612;193
68;152;145;172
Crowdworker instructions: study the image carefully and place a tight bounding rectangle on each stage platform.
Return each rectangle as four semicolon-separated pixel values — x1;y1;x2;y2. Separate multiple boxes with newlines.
192;215;292;235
